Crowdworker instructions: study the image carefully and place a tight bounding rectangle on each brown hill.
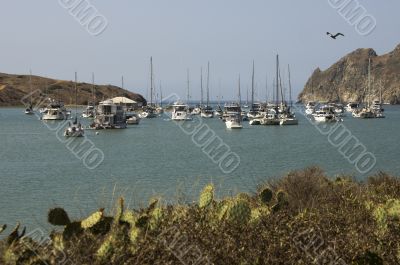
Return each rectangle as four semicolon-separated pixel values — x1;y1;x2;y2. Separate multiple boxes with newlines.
0;72;146;106
298;44;400;104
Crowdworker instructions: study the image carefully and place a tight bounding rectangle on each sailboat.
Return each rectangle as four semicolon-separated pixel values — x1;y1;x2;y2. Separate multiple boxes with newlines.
64;72;84;137
139;57;157;118
25;70;34;114
243;89;249;108
82;73;96;118
201;62;214;118
225;75;243;129
280;64;298;125
192;68;203;115
353;58;383;119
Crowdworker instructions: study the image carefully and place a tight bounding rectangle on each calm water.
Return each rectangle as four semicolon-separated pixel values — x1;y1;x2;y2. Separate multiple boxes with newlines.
1;105;400;232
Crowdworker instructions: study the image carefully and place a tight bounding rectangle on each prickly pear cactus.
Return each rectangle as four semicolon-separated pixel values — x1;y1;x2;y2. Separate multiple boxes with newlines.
121;210;138;226
259;187;274;204
250;207;270;224
48;208;71;226
372;204;387;236
115;197;124;223
81;209;104;229
63;221;83;240
226;199;251;225
199;184;214;209
149;207;163;231
385;199;400;220
272;190;289;212
96;235;115;262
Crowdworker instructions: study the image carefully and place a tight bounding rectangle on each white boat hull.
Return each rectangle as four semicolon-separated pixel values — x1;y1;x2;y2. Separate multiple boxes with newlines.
280;118;299;125
225;120;242;129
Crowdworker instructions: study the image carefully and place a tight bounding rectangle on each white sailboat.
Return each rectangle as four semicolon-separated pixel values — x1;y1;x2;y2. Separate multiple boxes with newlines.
25;70;34;115
64;72;84;137
140;57;157;119
201;62;214;118
82;73;96;118
280;64;298;125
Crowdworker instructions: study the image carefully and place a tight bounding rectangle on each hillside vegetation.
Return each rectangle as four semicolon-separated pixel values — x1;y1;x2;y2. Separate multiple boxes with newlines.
1;167;400;264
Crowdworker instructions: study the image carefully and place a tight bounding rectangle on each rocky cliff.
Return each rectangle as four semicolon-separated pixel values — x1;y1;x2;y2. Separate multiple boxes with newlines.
298;44;400;104
0;72;146;106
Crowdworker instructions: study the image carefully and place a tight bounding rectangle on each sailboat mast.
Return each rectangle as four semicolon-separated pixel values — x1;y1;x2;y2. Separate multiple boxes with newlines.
206;62;210;107
74;72;78;122
238;75;241;105
251;61;255;107
160;82;163;107
368;57;371;108
265;73;268;103
187;69;190;104
200;68;203;106
29;69;33;105
276;55;279;104
150;57;153;106
92;72;95;106
288;64;292;108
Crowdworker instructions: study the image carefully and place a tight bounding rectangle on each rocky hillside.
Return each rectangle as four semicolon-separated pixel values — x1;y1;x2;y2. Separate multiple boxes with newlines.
0;72;146;106
298;44;400;104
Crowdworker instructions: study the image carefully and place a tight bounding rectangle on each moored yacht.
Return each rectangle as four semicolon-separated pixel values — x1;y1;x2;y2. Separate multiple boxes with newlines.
65;73;84;137
42;100;70;120
171;101;192;121
305;101;316;115
312;105;339;122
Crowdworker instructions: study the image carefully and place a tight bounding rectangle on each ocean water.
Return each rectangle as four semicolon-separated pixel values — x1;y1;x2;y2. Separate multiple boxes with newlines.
0;105;399;232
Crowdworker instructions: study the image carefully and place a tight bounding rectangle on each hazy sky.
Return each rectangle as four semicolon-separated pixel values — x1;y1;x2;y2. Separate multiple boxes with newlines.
1;0;399;101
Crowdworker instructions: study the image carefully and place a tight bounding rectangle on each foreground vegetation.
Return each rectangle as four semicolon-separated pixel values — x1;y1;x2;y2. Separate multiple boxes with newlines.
1;167;400;264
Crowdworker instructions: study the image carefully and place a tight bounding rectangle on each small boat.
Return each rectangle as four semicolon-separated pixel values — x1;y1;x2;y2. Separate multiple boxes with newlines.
225;77;243;129
171;101;192;121
192;106;201;115
65;73;84;137
305;101;316;115
345;102;360;113
42;100;70;120
126;113;141;125
225;113;242;129
82;104;95;118
313;105;339;122
25;105;34;115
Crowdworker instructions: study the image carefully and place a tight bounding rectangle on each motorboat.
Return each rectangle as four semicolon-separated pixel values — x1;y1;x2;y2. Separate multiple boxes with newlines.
171;101;192;121
201;105;214;118
225;113;242;129
42;101;70;120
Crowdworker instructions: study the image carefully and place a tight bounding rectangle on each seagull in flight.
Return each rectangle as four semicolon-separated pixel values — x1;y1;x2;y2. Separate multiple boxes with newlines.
327;32;344;39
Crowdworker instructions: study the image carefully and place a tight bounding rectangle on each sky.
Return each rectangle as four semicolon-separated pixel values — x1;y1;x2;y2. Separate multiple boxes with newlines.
1;0;399;101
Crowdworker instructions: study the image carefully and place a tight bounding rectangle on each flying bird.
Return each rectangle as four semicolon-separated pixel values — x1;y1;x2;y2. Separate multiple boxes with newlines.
327;32;344;39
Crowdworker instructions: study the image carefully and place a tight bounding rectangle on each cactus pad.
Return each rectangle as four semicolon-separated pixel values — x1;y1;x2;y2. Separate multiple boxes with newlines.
259;187;274;204
0;224;6;234
48;208;71;226
226;199;251;225
199;184;214;209
81;209;104;229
